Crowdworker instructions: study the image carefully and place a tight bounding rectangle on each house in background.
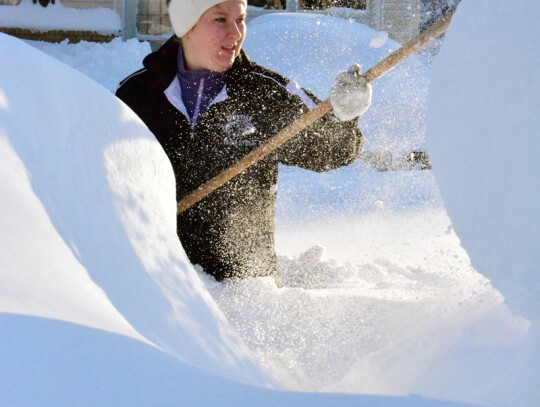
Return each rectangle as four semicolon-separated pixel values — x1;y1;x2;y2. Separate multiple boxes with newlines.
0;0;447;45
0;0;124;42
130;0;423;44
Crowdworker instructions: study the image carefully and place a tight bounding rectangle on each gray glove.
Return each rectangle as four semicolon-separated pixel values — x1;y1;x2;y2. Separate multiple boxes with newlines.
329;63;372;121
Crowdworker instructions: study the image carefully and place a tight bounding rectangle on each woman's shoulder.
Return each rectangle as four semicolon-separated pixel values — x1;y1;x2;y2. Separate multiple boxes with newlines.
117;68;149;90
117;36;179;94
246;64;291;89
241;63;320;109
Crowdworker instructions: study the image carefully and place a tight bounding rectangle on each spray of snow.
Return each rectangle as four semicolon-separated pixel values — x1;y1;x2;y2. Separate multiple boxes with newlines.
244;13;429;156
369;31;389;48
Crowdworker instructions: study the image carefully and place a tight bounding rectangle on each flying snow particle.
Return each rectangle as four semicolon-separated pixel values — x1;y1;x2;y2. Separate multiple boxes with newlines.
369;31;389;48
0;89;8;110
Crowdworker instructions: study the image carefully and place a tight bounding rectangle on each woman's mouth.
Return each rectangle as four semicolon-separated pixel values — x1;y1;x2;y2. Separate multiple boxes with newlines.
221;45;236;55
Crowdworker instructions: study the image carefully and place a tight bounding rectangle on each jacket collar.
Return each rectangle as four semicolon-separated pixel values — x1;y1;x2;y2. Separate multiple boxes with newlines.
142;36;254;90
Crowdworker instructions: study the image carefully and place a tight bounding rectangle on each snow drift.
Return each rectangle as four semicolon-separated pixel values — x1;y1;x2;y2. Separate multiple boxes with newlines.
427;0;540;405
0;31;270;387
428;0;540;323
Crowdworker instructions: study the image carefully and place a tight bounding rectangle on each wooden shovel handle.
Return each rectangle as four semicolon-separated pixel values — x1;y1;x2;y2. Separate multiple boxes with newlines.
177;10;455;214
176;101;333;213
363;10;455;83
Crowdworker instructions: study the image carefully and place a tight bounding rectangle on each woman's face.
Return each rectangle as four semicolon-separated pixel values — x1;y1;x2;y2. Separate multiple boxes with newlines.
182;1;247;72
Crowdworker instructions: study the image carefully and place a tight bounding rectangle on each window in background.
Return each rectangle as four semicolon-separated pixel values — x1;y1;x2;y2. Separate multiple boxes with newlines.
301;0;366;10
136;0;170;35
247;0;286;9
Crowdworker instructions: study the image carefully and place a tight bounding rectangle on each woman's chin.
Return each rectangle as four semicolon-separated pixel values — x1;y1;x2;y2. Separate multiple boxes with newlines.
211;60;234;72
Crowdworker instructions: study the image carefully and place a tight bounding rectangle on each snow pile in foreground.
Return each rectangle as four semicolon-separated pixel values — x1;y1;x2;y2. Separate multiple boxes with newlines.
0;32;269;389
0;1;120;32
427;0;540;405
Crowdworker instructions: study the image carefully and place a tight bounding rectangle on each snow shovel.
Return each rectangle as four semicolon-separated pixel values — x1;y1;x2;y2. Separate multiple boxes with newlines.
177;10;455;214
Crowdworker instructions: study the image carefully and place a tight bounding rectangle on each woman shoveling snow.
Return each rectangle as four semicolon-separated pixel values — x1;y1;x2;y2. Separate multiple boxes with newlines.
116;0;372;283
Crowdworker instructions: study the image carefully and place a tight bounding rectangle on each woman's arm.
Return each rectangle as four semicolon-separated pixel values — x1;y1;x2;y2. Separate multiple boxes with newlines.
277;87;364;172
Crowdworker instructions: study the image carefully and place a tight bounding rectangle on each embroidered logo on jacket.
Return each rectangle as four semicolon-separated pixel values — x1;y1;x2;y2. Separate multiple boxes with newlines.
223;115;257;147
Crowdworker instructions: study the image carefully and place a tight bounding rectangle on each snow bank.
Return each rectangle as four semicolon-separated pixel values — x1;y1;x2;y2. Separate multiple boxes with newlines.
428;0;540;325
427;0;540;405
0;32;269;388
0;1;120;33
245;13;429;155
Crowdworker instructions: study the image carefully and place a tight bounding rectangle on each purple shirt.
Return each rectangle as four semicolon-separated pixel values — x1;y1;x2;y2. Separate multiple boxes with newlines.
177;45;226;126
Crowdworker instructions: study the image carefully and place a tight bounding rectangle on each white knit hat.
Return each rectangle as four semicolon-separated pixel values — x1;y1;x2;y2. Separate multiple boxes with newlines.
169;0;248;38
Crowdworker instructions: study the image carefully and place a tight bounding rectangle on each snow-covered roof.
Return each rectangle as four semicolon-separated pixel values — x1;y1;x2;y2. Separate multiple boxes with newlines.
0;1;120;33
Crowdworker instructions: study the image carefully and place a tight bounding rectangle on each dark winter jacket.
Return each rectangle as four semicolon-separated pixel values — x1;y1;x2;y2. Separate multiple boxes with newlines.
116;36;363;281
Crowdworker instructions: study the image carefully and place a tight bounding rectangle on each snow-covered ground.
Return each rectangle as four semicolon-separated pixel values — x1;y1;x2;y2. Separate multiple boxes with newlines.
1;3;538;406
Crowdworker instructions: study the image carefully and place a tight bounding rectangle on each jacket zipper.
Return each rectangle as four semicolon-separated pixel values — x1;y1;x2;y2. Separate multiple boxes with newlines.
191;78;205;130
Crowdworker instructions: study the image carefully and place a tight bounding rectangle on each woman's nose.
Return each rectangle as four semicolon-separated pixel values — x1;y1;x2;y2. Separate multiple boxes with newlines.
226;21;242;40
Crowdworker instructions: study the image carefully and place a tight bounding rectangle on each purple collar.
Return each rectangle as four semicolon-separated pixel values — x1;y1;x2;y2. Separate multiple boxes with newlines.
176;45;226;126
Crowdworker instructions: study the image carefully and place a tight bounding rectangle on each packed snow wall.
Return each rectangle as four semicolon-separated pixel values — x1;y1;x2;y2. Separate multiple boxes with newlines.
427;0;540;405
428;0;540;325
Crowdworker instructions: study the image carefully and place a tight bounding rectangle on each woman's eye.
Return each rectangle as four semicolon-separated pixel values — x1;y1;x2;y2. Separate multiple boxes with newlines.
215;17;226;23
